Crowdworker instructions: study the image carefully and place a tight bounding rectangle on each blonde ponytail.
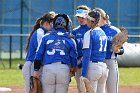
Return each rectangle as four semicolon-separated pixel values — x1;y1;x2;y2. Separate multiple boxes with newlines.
93;8;111;24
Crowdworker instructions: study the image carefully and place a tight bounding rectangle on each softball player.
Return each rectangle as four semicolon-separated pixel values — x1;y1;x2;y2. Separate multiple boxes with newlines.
81;10;109;93
22;12;56;93
72;5;90;93
33;14;77;93
94;8;124;93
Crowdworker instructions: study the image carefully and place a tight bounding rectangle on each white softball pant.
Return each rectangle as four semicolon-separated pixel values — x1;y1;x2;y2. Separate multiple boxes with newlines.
87;62;109;93
75;59;82;93
22;61;34;93
105;59;119;93
41;62;70;93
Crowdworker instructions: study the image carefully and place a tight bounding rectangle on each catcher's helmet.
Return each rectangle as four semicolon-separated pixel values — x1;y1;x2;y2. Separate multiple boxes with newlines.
53;14;72;31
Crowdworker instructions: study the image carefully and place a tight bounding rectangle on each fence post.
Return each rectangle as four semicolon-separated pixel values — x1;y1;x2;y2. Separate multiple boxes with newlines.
9;35;12;69
117;0;120;27
20;0;24;60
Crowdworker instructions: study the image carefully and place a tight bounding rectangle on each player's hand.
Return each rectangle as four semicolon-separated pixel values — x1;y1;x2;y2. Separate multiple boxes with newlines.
114;49;120;53
70;66;79;72
33;71;40;78
73;66;79;72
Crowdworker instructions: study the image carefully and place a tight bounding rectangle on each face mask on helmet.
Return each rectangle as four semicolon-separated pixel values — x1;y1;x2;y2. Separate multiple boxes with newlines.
53;14;72;32
67;15;73;32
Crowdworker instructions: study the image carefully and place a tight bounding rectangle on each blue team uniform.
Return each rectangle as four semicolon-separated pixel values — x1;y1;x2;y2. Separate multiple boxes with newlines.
72;25;90;59
23;26;48;93
100;24;124;93
34;29;77;69
26;26;48;62
100;24;123;59
82;27;107;77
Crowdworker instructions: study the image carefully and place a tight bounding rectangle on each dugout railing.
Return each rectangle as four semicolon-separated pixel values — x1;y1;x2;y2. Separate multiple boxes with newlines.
0;34;139;68
0;34;29;68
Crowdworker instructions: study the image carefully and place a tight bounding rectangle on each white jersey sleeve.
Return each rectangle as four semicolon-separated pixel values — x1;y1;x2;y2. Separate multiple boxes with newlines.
83;29;91;49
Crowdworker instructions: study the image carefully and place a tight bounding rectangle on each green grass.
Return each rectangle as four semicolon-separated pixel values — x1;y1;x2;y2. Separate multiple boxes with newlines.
0;59;25;69
70;77;76;85
0;59;140;86
0;59;25;86
119;67;140;85
0;69;24;86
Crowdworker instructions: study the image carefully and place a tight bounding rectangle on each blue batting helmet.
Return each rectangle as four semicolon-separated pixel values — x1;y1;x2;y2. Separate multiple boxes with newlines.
53;14;72;31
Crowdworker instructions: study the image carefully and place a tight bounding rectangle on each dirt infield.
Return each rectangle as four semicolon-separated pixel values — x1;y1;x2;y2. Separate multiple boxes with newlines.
1;85;140;93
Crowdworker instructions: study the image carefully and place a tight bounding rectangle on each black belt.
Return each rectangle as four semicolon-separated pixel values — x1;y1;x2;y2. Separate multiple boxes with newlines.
49;62;67;65
91;61;104;63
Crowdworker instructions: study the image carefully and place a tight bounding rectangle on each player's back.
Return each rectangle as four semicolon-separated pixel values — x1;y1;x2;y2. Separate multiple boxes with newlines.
41;29;76;65
90;27;107;62
100;24;121;59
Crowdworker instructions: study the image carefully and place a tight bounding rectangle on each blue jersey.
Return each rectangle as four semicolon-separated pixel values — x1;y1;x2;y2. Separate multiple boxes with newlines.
82;27;107;77
100;24;120;59
35;29;77;67
26;26;47;62
72;25;90;59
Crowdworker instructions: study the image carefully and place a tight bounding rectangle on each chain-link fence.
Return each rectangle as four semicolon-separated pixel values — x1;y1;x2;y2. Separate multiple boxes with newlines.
0;0;140;59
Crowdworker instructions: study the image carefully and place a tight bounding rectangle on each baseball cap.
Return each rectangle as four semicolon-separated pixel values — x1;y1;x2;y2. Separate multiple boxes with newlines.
75;9;88;18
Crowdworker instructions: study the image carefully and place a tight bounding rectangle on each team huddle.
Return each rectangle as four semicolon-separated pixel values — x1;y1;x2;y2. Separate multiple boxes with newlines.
22;5;125;93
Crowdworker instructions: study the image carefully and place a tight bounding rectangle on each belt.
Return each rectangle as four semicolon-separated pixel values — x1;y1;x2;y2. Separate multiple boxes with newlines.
50;62;66;65
91;61;104;63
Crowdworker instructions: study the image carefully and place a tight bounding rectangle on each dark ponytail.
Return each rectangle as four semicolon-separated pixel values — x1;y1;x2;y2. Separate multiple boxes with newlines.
25;12;56;51
25;18;42;51
88;10;100;29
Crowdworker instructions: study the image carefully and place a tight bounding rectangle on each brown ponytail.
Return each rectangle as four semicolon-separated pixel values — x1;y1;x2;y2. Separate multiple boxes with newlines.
25;18;42;51
93;8;111;24
77;5;91;11
25;12;56;51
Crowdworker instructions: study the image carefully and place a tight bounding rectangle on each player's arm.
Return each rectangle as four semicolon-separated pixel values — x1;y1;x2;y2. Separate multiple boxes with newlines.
69;39;77;67
81;31;92;77
81;47;91;77
34;37;46;71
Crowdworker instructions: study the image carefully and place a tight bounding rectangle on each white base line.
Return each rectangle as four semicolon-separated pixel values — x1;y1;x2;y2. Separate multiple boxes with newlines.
0;87;12;91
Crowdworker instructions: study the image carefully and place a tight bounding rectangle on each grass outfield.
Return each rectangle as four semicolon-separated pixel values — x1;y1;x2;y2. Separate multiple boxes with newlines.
119;67;140;85
0;59;140;86
0;59;25;86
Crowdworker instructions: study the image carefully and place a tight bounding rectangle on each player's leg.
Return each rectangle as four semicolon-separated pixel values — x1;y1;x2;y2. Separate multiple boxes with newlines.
75;59;82;93
75;68;82;93
106;59;119;93
87;62;102;93
42;64;55;93
56;64;70;93
22;61;33;93
97;63;109;93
